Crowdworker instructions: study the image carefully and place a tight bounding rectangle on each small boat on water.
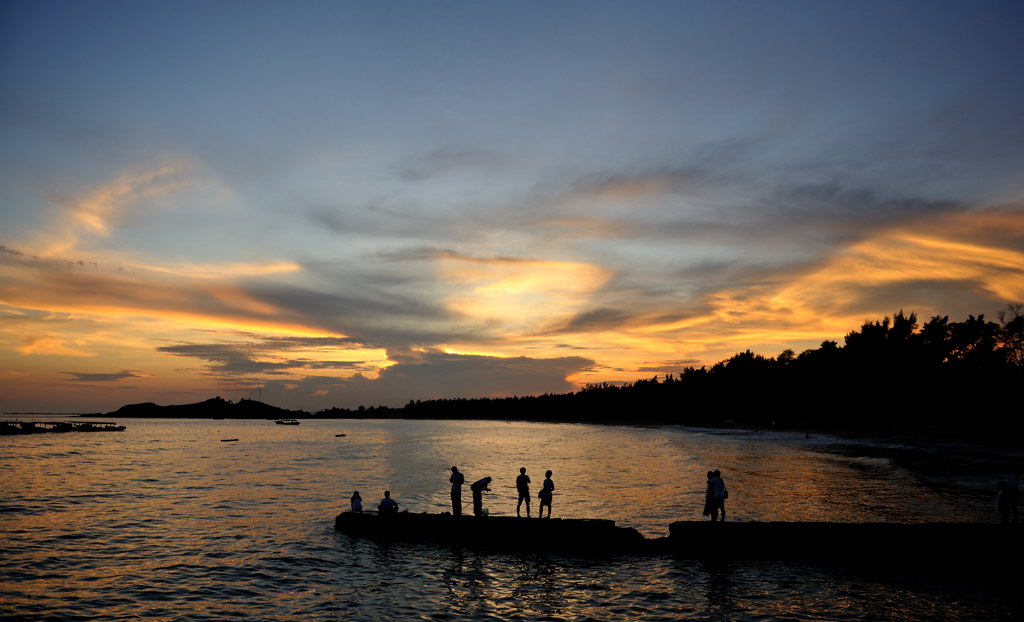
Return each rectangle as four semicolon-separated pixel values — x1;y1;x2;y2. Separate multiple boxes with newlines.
274;418;300;425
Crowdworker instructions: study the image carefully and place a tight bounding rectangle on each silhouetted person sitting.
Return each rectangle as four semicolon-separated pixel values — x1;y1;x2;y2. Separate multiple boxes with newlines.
450;466;465;516
378;490;398;515
350;490;363;513
516;467;532;518
471;476;492;517
538;470;554;518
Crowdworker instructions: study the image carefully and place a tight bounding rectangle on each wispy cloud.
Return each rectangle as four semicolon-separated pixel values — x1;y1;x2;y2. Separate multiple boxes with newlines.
18;335;95;357
61;370;146;383
0;244;313;336
39;161;194;257
156;335;382;379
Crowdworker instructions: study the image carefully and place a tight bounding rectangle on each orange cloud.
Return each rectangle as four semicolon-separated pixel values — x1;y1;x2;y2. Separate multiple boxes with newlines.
478;209;1024;382
1;248;321;340
440;253;611;334
141;260;302;279
768;212;1024;316
17;335;94;357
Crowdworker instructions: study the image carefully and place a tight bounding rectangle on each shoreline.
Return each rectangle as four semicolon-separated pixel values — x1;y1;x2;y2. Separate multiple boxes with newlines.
7;410;1021;452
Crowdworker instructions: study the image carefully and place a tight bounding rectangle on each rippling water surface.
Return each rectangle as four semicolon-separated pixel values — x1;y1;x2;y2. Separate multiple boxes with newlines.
1;418;1019;620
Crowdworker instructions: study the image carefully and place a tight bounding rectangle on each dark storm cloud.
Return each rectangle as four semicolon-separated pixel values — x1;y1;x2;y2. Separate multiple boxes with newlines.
259;348;597;411
157;343;287;375
61;370;141;382
157;340;374;377
260;335;376;349
239;276;454;344
550;308;635;334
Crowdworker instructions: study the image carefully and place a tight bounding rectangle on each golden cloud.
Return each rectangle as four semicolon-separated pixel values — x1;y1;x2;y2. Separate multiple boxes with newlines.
508;209;1024;380
769;212;1024;315
141;260;302;279
0;251;325;342
440;253;612;333
17;335;95;357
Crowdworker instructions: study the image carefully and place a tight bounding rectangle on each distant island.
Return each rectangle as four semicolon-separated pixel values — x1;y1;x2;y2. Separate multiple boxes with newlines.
104;307;1024;437
106;397;309;420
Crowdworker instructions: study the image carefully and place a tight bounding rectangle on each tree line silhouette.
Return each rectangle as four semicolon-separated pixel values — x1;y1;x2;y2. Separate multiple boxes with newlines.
314;305;1024;434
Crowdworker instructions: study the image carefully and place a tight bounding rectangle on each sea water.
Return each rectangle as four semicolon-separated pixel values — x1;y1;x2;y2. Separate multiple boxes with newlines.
0;418;1019;620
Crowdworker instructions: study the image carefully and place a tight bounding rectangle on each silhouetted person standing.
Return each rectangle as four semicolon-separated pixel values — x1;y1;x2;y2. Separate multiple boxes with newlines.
708;470;727;521
516;467;532;517
539;470;554;518
450;466;465;516
702;471;714;518
471;476;492;517
378;490;398;515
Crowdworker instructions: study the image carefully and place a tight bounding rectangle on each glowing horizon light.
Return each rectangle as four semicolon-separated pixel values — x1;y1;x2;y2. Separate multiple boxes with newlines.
442;254;611;332
2;3;1023;413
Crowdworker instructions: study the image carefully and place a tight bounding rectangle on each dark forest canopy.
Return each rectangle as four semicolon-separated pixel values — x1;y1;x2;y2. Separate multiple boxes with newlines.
111;306;1024;434
315;305;1024;433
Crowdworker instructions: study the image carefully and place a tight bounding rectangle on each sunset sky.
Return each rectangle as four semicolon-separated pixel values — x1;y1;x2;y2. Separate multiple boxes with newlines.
2;1;1023;413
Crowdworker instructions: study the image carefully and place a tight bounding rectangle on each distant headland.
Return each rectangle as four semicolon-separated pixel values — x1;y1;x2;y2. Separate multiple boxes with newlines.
104;396;308;420
99;307;1024;440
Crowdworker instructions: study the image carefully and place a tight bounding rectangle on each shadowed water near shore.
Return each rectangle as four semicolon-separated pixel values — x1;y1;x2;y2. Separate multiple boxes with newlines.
1;418;1020;620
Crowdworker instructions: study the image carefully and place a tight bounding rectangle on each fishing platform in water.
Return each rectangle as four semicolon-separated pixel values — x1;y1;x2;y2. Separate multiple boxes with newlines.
1;420;126;435
335;511;1019;565
335;511;645;553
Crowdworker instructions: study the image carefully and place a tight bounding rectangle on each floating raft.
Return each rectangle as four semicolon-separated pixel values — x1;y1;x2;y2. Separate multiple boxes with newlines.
334;511;645;553
0;420;126;435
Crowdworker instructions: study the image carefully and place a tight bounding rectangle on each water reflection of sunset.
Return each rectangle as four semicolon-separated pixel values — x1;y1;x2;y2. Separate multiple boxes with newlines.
2;419;1008;619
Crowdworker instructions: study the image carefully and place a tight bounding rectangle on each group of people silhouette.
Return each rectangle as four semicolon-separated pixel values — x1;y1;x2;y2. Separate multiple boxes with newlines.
450;466;555;518
345;467;557;519
351;466;1018;526
347;490;401;515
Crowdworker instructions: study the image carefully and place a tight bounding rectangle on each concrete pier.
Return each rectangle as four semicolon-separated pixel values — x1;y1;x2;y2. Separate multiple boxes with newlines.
336;512;1019;565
